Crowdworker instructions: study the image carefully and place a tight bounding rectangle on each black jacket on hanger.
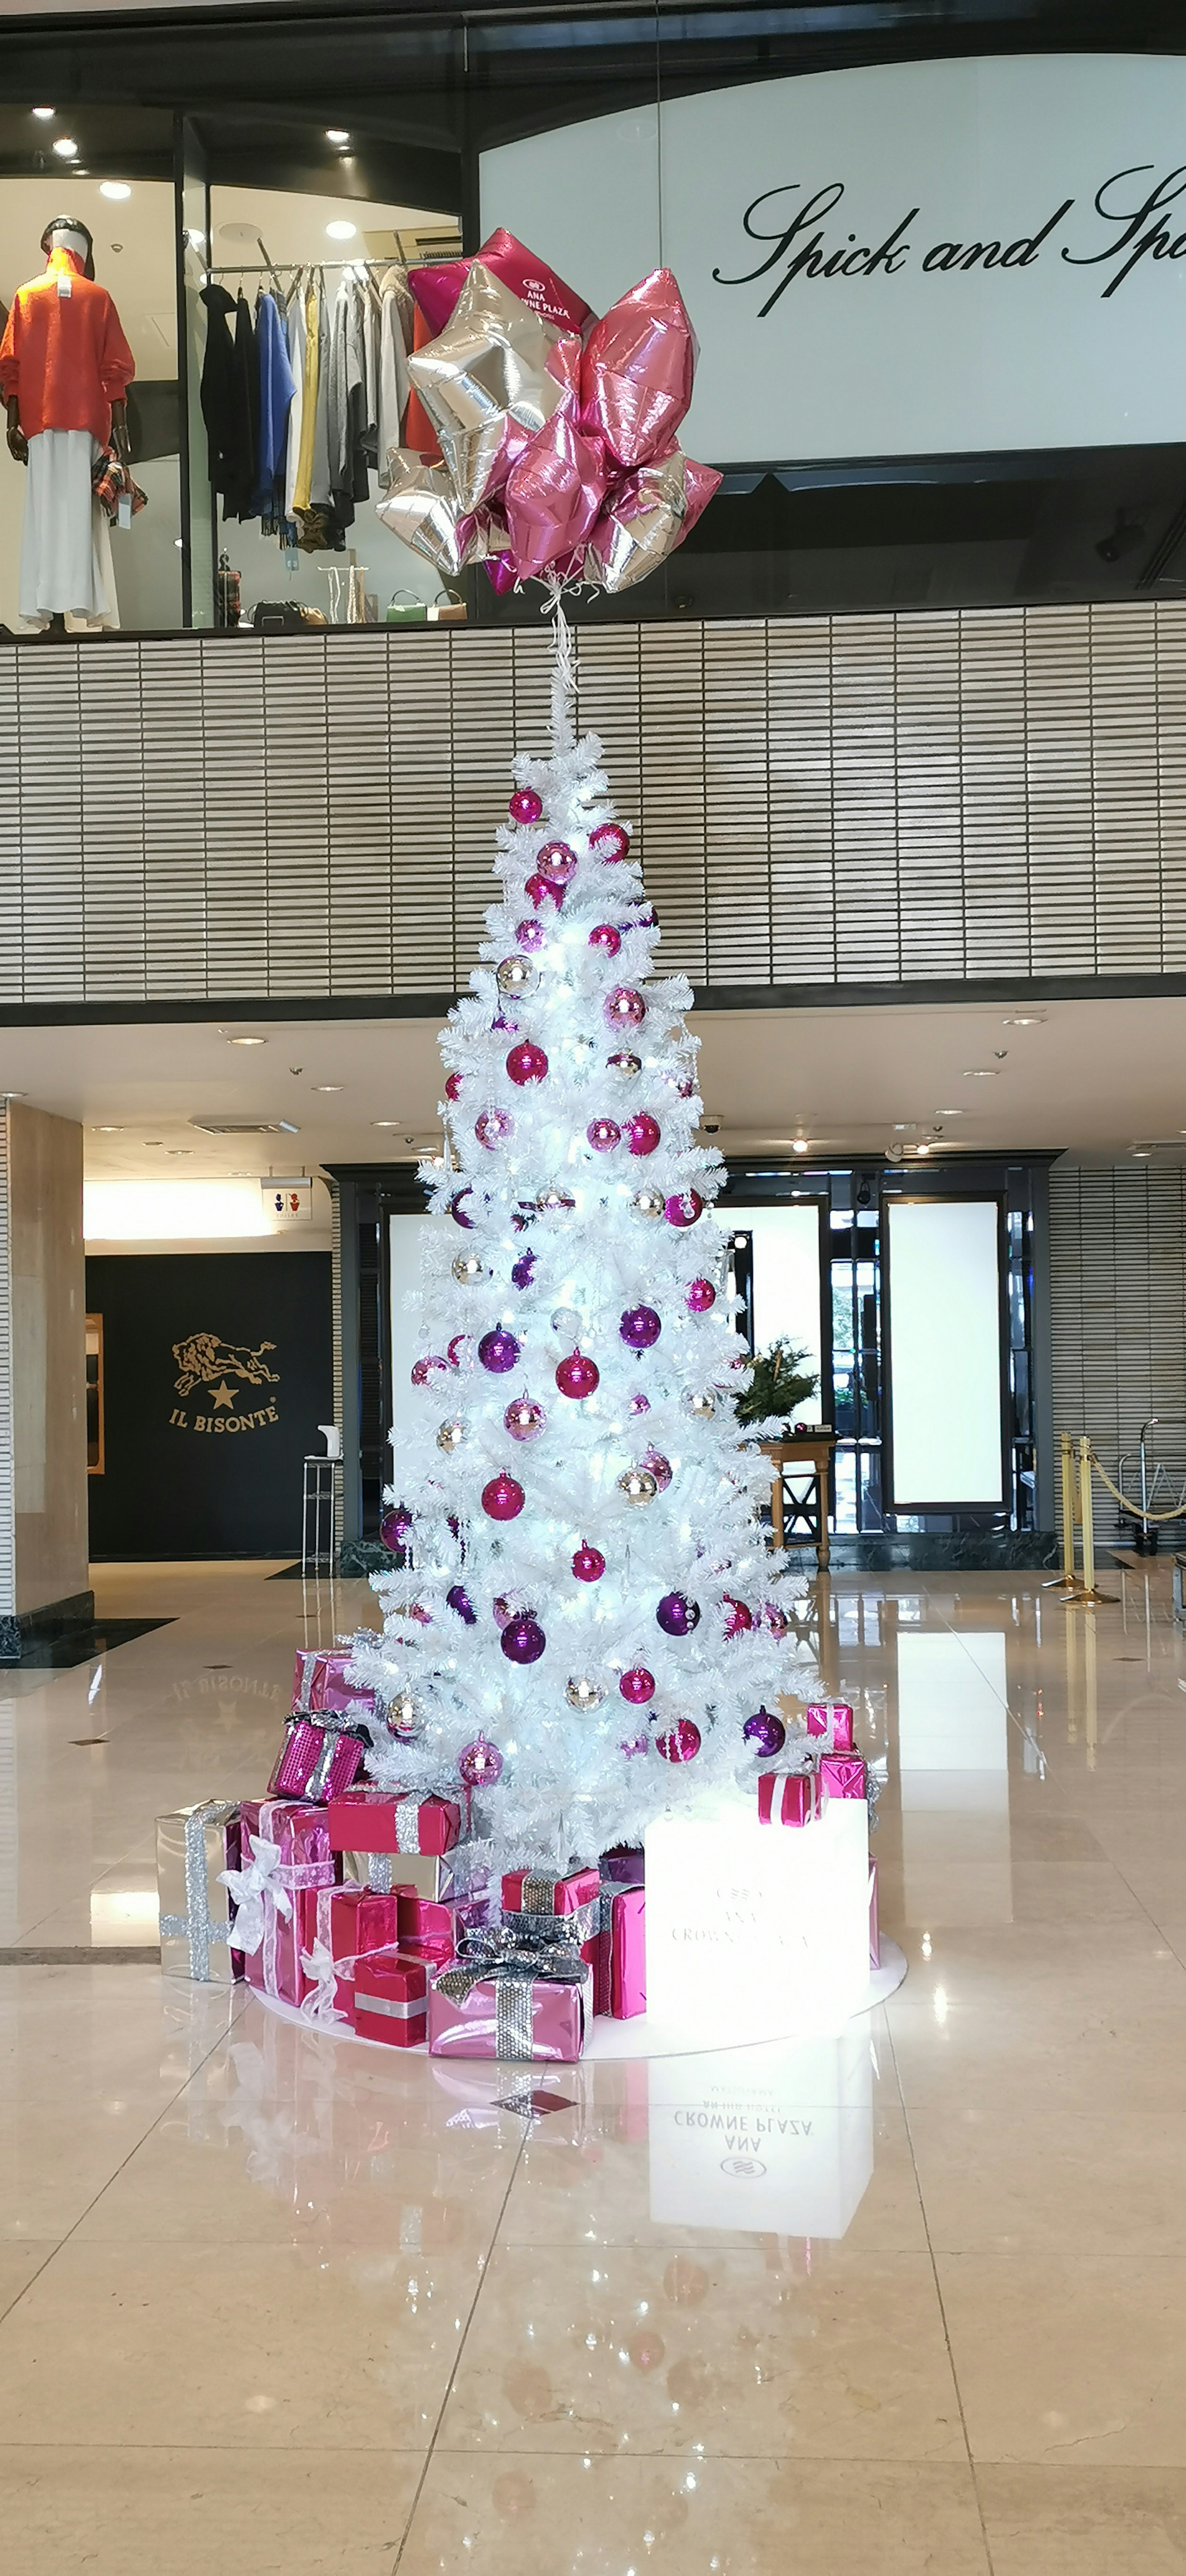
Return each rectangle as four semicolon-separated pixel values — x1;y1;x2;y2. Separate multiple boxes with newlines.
199;284;237;499
226;291;260;521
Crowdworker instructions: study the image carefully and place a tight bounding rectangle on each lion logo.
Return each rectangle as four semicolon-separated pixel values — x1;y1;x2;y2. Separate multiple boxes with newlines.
173;1333;280;1399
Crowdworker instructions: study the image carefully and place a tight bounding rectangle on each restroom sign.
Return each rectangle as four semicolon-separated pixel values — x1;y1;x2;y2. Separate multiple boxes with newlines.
263;1177;312;1222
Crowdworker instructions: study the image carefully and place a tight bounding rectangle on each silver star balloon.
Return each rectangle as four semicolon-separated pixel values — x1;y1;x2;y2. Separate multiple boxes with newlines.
407;260;581;514
375;450;481;579
585;450;721;594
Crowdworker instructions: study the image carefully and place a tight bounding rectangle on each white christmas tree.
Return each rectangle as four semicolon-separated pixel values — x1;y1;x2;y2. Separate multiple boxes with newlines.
350;628;814;1872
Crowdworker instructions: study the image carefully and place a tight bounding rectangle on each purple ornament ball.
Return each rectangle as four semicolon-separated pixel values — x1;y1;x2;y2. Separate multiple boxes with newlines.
447;1583;477;1625
511;1248;537;1291
743;1708;786;1758
379;1503;412;1552
516;918;546;952
620;1304;661;1350
478;1328;521;1375
656;1591;700;1637
501;1614;547;1665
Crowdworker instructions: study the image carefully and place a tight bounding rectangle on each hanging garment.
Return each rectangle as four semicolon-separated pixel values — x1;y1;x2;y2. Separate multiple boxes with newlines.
0;246;134;444
361;271;380;473
224;291;259;520
199;283;237;498
19;428;117;627
309;276;333;510
403;299;441;464
250;291;295;525
292;274;320;514
377;262;413;487
284;275;306;522
326;274;359;526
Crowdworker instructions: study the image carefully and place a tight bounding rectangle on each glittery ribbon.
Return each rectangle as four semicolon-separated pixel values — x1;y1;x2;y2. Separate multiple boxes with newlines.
436;1924;590;2061
305;1714;370;1801
504;1896;597;1947
395;1797;432;1853
159;1800;238;1981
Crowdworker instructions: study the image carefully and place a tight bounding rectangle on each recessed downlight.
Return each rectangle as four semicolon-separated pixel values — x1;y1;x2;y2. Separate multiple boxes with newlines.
325;128;350;144
1002;1014;1045;1027
312;1083;343;1093
32;107;55;119
326;219;356;241
100;180;131;201
792;1139;809;1155
52;136;78;158
228;1034;266;1046
963;1068;998;1078
372;1119;401;1128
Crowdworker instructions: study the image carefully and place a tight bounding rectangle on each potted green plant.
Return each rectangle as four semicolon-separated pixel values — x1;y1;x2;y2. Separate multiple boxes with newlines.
734;1338;819;1432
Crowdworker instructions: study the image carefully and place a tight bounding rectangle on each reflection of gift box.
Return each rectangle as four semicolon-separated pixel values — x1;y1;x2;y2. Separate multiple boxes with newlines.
757;1771;817;1827
292;1649;377;1720
600;1845;645;1885
229;1799;338;2007
353;1948;429;2047
268;1715;367;1804
298;1883;401;2019
594;1882;646;2018
341;1848;455;1901
805;1702;854;1753
397;1889;491;1967
502;1866;600;1979
428;1938;591;2061
819;1754;867;1807
327;1788;461;1857
157;1801;243;1983
869;1861;880;1969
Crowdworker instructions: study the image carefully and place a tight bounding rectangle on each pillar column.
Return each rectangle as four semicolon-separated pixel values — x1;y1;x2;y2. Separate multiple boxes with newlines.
0;1101;91;1660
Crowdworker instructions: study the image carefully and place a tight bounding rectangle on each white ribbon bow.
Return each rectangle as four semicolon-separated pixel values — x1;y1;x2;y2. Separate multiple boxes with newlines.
218;1833;292;1955
299;1937;350;2026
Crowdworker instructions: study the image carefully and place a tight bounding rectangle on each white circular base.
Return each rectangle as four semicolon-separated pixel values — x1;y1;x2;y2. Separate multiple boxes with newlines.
250;1939;906;2062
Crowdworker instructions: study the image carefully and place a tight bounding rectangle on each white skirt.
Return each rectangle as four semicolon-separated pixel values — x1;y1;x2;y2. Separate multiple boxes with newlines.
19;428;119;629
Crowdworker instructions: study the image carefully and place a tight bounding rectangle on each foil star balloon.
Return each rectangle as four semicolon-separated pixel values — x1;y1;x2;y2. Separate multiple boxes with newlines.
407;262;582;514
409;226;593;341
375;450;479;578
580;269;697;471
585;449;722;593
504;410;608;579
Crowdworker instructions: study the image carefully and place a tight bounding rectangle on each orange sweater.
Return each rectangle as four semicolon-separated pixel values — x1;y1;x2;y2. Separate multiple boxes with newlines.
0;247;134;442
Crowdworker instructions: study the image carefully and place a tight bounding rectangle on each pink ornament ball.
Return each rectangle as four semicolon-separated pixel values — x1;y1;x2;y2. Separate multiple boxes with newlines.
525;871;564;912
620;1304;661;1349
379;1503;412;1551
516;917;546;952
506;1041;549;1086
501;1613;547;1665
447;1332;473;1369
538;840;578;883
591;822;630;863
656;1719;702;1764
478;1328;521;1374
444;1071;463;1103
641;1446;672;1491
459;1733;504;1786
492;1595;513;1627
666;1190;704;1227
572;1542;606;1583
587;1117;621;1153
763;1601;790;1640
604;986;647;1031
556;1350;600;1400
620;1731;649;1758
505;1395;546;1441
629;1391;650;1415
743;1708;786;1758
410;1353;448;1386
589;923;622;958
509;787;543;826
510;1249;537;1290
625;1113;660;1157
450;1188;475;1228
482;1473;525;1521
620;1666;655;1705
476;1108;514;1150
677;1075;695;1100
686;1278;716;1313
724;1597;754;1637
447;1583;477;1625
656;1591;700;1637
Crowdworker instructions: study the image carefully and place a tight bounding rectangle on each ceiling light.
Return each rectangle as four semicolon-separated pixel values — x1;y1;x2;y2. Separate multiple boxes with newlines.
1002;1015;1044;1027
963;1068;998;1078
916;1142;931;1155
326;219;356;241
312;1083;343;1093
93;1124;122;1133
228;1034;266;1046
325;128;350;144
52;136;78;158
792;1139;809;1155
938;1108;965;1117
167;1149;194;1157
372;1119;401;1128
1133;1148;1152;1159
100;180;131;201
32;107;55;119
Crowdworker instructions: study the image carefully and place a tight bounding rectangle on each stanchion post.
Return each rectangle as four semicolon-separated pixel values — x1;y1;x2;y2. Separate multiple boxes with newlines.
1075;1436;1116;1606
1044;1430;1084;1594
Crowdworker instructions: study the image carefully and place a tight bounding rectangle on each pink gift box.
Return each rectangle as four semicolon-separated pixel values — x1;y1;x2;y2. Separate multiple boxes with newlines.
233;1799;338;2006
298;1882;401;2018
268;1716;367;1804
353;1948;429;2047
757;1770;817;1827
428;1962;590;2061
292;1649;377;1721
397;1889;491;1966
502;1867;600;1981
594;1883;646;2018
869;1861;880;1970
805;1702;855;1753
600;1844;645;1885
327;1788;461;1857
819;1753;867;1806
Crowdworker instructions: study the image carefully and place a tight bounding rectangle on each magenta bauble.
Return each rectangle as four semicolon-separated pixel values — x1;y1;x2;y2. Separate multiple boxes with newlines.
656;1719;702;1764
656;1591;700;1637
482;1473;525;1521
379;1503;412;1551
724;1596;754;1637
587;1117;621;1153
572;1542;606;1582
762;1601;790;1640
501;1614;547;1665
411;1353;447;1385
450;1188;475;1228
459;1733;504;1786
625;1113;661;1157
525;871;564;912
620;1666;655;1704
677;1075;695;1099
510;1248;537;1290
509;786;543;826
686;1278;716;1313
444;1071;462;1103
516;917;546;952
589;923;622;958
620;1304;661;1349
604;985;647;1031
556;1350;600;1400
538;839;577;882
506;1041;549;1086
641;1446;672;1491
742;1708;786;1757
447;1583;477;1625
478;1328;521;1374
665;1189;704;1227
447;1332;473;1369
476;1108;514;1150
503;1401;545;1457
590;821;630;863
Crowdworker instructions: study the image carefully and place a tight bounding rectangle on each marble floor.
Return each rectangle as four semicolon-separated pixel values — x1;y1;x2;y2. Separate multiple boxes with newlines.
3;1555;1186;2571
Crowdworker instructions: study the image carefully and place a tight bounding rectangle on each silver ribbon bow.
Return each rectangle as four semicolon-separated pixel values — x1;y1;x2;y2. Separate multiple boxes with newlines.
218;1833;292;1956
299;1937;350;2026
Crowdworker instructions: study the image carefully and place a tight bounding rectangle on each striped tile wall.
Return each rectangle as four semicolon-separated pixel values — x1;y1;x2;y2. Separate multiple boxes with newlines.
1049;1159;1186;1540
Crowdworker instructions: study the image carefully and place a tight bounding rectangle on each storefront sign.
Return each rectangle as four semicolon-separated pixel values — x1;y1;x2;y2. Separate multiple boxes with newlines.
169;1329;280;1436
481;53;1186;460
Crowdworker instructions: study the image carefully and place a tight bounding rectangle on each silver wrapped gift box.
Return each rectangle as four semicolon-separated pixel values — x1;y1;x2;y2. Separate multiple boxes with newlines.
156;1800;243;1983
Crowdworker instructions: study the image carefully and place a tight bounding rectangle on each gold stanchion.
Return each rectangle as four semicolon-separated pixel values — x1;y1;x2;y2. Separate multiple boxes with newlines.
1045;1430;1084;1595
1075;1434;1116;1605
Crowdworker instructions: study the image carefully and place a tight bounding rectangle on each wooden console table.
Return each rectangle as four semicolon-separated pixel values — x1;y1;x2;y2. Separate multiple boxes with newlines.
758;1430;837;1570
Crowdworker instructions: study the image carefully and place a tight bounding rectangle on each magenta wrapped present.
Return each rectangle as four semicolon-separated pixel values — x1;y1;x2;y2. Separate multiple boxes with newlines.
757;1769;817;1827
353;1948;429;2048
502;1864;600;1980
819;1753;868;1807
805;1701;854;1752
397;1887;491;1968
600;1844;645;1885
428;1922;591;2061
297;1882;401;2021
223;1798;338;2006
869;1860;880;1969
594;1880;646;2018
292;1648;377;1721
327;1787;462;1857
268;1714;367;1803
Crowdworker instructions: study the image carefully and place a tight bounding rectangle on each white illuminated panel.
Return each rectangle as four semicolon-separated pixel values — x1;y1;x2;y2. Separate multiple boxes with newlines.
644;1792;869;2046
389;1213;433;1446
887;1199;1003;1507
711;1202;822;1416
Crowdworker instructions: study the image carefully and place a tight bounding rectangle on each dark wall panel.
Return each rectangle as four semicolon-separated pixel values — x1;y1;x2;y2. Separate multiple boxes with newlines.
85;1251;331;1557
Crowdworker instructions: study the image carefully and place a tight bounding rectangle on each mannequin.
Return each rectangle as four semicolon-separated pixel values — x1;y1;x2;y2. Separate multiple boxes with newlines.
0;217;135;634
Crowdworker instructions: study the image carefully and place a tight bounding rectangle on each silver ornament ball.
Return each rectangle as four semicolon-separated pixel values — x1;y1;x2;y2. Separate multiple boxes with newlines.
566;1674;606;1710
618;1466;659;1507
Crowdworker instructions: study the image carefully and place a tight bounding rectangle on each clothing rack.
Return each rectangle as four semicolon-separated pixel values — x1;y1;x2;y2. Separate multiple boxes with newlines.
202;255;464;284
